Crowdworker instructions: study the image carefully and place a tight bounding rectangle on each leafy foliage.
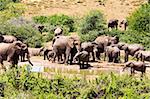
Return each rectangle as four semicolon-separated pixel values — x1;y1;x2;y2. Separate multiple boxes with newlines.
102;30;150;50
0;67;150;98
0;18;43;47
128;4;150;33
78;10;106;42
0;1;26;23
33;14;75;35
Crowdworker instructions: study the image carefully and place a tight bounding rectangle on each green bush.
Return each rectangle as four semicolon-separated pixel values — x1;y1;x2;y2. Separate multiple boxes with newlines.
104;30;150;50
0;0;20;11
1;67;150;98
0;21;43;47
78;10;106;42
128;4;150;33
0;2;26;22
33;14;75;35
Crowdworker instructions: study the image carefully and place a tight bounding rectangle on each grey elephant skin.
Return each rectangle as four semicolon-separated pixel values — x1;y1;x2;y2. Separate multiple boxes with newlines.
108;19;119;30
73;51;89;69
0;35;17;43
54;27;63;36
0;41;28;70
94;35;119;60
105;46;120;63
119;43;144;62
134;51;150;62
52;36;81;64
123;61;147;77
81;42;98;61
119;19;128;30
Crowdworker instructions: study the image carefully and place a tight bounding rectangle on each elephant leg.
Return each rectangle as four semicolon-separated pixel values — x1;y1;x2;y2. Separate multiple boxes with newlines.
52;52;56;63
0;59;6;71
96;51;100;60
92;51;95;62
65;48;71;64
125;51;129;62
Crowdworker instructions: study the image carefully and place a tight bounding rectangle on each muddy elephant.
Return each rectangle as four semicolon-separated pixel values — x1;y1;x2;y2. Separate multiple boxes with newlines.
2;35;17;43
73;51;89;69
54;27;63;36
52;36;81;64
134;51;150;62
0;41;32;70
105;46;120;63
123;61;147;77
94;35;119;60
81;42;98;61
119;19;128;30
119;44;144;62
108;19;119;30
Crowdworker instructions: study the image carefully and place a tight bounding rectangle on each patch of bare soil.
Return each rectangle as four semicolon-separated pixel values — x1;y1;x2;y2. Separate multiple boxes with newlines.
22;0;146;21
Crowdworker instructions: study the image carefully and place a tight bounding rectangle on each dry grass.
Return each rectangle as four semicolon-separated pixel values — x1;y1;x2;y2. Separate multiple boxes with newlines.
22;0;146;21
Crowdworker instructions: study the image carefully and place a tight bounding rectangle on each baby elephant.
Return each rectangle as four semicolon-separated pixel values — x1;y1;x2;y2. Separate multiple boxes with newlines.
123;61;148;77
73;51;89;69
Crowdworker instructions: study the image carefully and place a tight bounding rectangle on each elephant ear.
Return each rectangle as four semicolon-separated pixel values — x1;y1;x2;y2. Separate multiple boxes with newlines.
13;41;22;50
68;38;74;48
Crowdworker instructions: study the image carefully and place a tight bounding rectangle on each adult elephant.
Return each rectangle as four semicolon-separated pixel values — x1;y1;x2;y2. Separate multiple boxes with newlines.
0;41;32;70
94;35;119;60
52;35;81;64
54;27;63;36
119;44;144;62
119;19;128;30
105;46;120;63
134;51;150;62
108;19;119;30
81;42;98;62
2;35;17;43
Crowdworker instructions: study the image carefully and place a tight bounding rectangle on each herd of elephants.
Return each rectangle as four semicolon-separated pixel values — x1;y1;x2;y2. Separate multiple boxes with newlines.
0;19;149;77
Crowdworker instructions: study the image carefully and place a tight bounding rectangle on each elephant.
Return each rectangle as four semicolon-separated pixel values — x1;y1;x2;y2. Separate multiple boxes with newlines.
94;35;119;60
54;27;63;36
105;45;120;63
119;19;128;30
73;51;89;69
37;25;44;34
108;19;119;30
123;61;147;77
20;47;44;62
134;51;150;62
28;47;44;56
81;42;98;62
0;41;32;70
119;44;144;62
52;35;81;64
0;35;17;43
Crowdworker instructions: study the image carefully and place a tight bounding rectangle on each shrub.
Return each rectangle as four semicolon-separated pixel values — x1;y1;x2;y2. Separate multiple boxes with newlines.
33;14;75;35
128;4;150;33
104;30;150;50
0;20;43;47
0;2;26;22
78;10;106;42
1;67;150;98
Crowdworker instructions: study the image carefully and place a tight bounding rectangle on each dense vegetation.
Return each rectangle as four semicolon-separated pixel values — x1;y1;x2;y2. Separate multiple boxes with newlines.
0;67;150;98
128;4;150;33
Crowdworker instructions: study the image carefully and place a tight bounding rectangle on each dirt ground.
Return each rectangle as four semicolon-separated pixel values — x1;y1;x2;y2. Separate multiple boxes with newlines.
17;56;150;80
22;0;147;21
